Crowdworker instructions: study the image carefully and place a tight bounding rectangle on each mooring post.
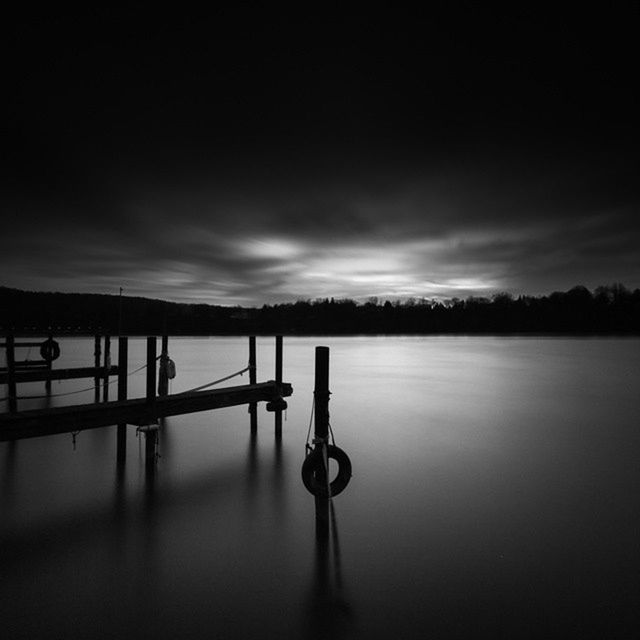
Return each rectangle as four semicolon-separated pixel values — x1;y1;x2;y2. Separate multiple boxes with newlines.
6;334;17;413
103;335;111;402
275;335;283;437
314;346;330;443
45;332;53;394
249;336;257;432
158;334;169;396
146;337;157;404
94;335;101;403
117;336;128;464
314;346;330;536
145;336;158;471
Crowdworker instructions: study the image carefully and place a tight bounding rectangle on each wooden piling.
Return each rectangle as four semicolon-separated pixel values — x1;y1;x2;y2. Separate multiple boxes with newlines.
145;337;158;471
6;335;17;413
45;333;53;394
314;346;330;535
158;334;169;396
94;335;101;403
249;336;257;432
275;335;283;437
117;336;128;464
314;346;330;442
145;425;157;474
103;335;111;402
146;337;157;405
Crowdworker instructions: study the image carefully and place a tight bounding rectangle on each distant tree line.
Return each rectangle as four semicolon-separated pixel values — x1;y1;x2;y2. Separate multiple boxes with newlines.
1;284;638;335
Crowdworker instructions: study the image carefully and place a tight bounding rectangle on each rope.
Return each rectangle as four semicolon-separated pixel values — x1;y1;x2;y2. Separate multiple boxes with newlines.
0;355;163;402
328;420;337;446
2;358;255;404
305;396;315;453
176;363;252;395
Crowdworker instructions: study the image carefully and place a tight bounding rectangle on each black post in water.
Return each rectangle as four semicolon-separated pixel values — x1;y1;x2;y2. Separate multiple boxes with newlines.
249;336;257;433
314;346;330;442
146;337;157;405
158;334;169;396
45;332;53;395
145;337;158;472
6;334;17;413
103;335;111;402
275;335;283;438
314;346;330;536
94;335;101;403
117;336;128;465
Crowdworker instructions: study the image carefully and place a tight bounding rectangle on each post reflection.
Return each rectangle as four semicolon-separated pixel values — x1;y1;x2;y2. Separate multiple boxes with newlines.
246;420;259;502
1;441;18;507
305;496;354;639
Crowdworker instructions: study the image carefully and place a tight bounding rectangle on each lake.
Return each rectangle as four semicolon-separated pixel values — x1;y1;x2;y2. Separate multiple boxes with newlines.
2;336;639;639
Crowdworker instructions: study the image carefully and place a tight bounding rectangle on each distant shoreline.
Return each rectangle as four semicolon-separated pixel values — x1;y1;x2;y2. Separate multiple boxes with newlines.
2;284;639;336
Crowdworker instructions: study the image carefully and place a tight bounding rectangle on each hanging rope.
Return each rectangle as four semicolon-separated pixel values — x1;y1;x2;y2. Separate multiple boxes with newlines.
1;356;255;404
305;396;315;454
176;363;252;395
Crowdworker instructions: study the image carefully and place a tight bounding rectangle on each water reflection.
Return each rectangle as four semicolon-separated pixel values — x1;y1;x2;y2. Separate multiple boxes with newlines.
2;440;17;505
305;496;354;639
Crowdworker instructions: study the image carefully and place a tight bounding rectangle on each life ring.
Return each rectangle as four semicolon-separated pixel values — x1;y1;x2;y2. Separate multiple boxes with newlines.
40;338;61;362
301;444;352;498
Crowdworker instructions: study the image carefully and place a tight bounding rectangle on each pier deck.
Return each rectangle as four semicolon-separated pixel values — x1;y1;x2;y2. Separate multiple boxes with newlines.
0;380;292;442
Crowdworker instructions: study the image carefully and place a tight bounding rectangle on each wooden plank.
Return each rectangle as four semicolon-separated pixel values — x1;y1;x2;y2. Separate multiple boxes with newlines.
0;366;119;385
6;335;17;413
0;341;44;348
0;381;293;442
10;360;48;368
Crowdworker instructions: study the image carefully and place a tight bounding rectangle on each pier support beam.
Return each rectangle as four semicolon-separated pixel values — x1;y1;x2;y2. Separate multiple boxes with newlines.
103;335;111;402
6;335;17;413
94;335;101;403
158;335;169;396
117;336;128;465
144;426;158;475
275;335;283;438
145;337;158;472
45;333;53;395
249;336;257;433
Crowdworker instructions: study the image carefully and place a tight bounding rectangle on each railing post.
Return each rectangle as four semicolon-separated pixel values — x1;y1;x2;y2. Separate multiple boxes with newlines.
275;335;283;437
146;336;157;405
145;336;158;473
6;334;17;413
103;335;111;402
158;334;169;396
94;335;101;403
45;332;53;395
249;336;257;432
117;336;128;464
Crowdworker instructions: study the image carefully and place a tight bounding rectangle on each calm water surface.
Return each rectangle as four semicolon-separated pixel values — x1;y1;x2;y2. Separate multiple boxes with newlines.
2;336;639;639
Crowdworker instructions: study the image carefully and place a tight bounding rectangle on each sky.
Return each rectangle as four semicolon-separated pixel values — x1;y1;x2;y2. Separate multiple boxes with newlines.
3;6;639;306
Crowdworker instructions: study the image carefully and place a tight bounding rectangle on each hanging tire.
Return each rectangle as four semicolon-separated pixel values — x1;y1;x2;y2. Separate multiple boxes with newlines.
40;338;61;362
301;444;352;498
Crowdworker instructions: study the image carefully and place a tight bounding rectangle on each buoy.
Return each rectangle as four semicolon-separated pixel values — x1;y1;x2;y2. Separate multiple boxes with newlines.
166;358;176;379
266;397;288;412
40;338;61;362
301;444;352;498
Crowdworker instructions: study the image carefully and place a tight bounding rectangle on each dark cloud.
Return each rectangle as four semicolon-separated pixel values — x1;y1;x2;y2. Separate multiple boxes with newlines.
3;7;639;304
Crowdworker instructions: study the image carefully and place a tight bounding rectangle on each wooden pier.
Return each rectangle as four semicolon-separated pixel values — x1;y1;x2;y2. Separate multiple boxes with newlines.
1;336;292;466
0;381;292;442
